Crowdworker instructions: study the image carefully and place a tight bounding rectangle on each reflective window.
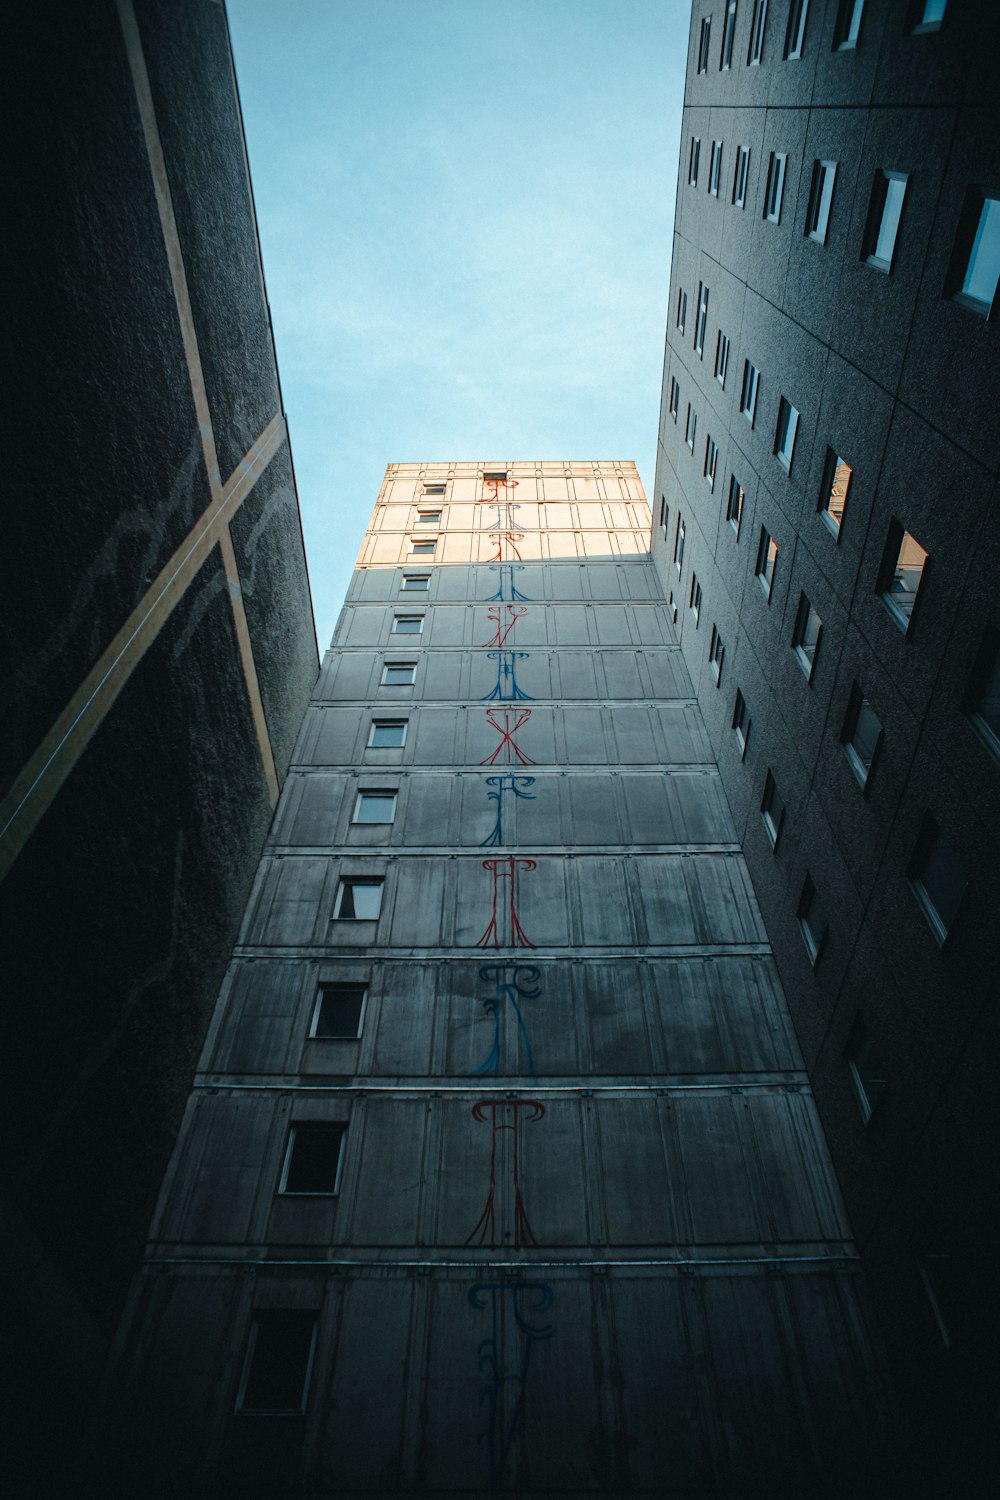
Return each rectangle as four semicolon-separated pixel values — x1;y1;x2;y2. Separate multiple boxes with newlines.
709;140;723;197
841;685;882;788
740;359;759;423
410;539;435;555
401;574;430;591
864;171;908;272
676;287;688;333
369;719;407;747
685;403;698;452
697;14;712;72
674;516;686;574
748;0;768;64
704;435;718;491
688;137;701;187
818;448;852;535
312;984;366;1039
334;878;384;920
805;159;837;243
382;661;416;684
416;509;441;524
715;330;730;386
791;593;822;680
422;484;446;495
949;191;1000;318
694;281;710;354
726;474;745;536
755;526;778;599
784;0;810;58
774;396;799;471
877;521;929;633
393;614;423;634
911;0;947;31
833;0;865;48
669;376;680;421
720;0;738;68
353;791;397;824
709;625;725;683
689;574;703;625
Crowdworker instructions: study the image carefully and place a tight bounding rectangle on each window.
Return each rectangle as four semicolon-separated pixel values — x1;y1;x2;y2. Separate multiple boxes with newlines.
796;874;828;965
401;574;430;591
422;483;446;495
863;171;908;272
483;471;507;482
334;878;384;920
739;359;759;423
748;0;768;64
280;1123;346;1195
668;376;680;422
755;526;778;599
946;190;1000;318
667;589;678;624
689;574;702;626
312;983;366;1039
676;288;688;334
236;1311;317;1416
674;517;686;575
847;1020;887;1123
841;684;882;788
353;790;397;824
709;141;722;198
697;14;712;72
659;496;669;537
726;474;745;536
833;0;865;49
416;509;442;524
908;815;969;944
910;0;947;32
685;404;697;452
763;152;787;223
915;1233;960;1350
704;435;718;490
761;769;784;849
774;396;799;471
732;145;750;208
714;330;730;386
965;627;1000;761
784;0;809;58
392;614;423;634
805;159;836;243
877;521;929;633
381;661;416;685
709;625;725;683
791;592;822;680
720;0;738;68
732;688;751;756
369;719;407;748
410;539;436;555
688;136;701;188
818;448;852;535
694;281;709;354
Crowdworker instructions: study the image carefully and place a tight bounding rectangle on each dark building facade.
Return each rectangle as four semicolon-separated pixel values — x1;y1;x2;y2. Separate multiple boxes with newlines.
1;2;317;1486
108;461;896;1497
653;1;1000;1489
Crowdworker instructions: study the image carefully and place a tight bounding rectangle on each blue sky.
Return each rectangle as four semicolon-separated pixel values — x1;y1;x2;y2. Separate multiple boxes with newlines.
228;0;689;646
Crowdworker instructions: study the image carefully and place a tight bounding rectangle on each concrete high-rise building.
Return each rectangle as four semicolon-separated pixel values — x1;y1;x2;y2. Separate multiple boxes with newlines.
652;2;1000;1490
2;3;317;1486
110;461;897;1496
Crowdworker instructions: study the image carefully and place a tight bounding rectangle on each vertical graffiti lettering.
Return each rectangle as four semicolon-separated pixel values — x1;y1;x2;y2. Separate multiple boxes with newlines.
481;651;533;703
486;564;531;602
487;532;524;562
481;708;536;767
475;857;537;949
464;1099;545;1249
481;604;527;649
468;1280;555;1485
470;962;541;1079
479;774;535;848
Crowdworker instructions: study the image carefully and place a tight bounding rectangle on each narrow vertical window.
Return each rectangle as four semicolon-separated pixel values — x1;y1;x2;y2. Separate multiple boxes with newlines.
784;0;810;59
714;330;730;386
720;0;738;68
796;874;828;965
833;0;865;49
694;281;709;354
704;436;718;491
761;770;784;849
726;474;745;536
910;0;947;32
877;521;929;633
755;526;778;598
946;190;1000;319
685;404;697;452
689;574;703;625
698;14;712;73
908;815;969;945
774;396;799;471
668;376;680;422
818;448;852;536
739;359;759;423
748;0;768;64
805;160;837;243
847;1019;887;1123
659;496;669;536
709;141;723;197
841;684;883;789
791;592;822;680
863;171;908;272
763;152;787;223
676;287;688;334
689;137;701;188
709;625;725;682
732;145;750;208
964;627;1000;761
674;516;686;575
732;689;751;756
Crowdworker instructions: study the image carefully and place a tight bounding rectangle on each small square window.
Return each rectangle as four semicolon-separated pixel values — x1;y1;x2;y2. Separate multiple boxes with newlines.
863;170;908;272
685;404;697;452
676;288;688;334
401;574;430;591
410;539;436;555
833;0;865;49
697;14;712;72
841;685;883;789
720;0;738;69
416;510;442;524
796;874;828;965
708;141;722;198
877;521;929;633
732;145;751;208
763;152;787;223
422;484;446;495
748;0;768;64
688;136;701;188
312;983;366;1039
908;815;969;945
946;189;1000;319
774;395;799;471
805;159;837;243
709;624;725;683
755;526;778;599
714;330;730;386
381;661;416;685
393;614;423;634
784;0;810;58
674;517;686;575
964;627;1000;762
909;0;947;33
761;769;784;849
704;436;718;490
236;1311;317;1416
280;1122;346;1195
847;1020;887;1123
369;719;407;748
694;281;710;354
334;878;384;920
733;688;751;756
726;474;745;536
353;790;397;824
668;376;680;422
818;448;852;536
689;574;702;626
739;359;759;424
791;592;822;680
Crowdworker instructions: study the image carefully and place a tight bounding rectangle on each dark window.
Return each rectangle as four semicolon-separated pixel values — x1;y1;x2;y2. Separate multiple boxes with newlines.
877;521;929;633
280;1123;347;1194
694;281;709;354
312;983;366;1039
833;0;865;49
676;287;688;333
708;141;723;197
909;0;947;33
818;448;852;535
841;685;882;788
763;152;786;223
797;874;828;965
334;878;384;920
685;403;697;452
674;516;686;575
747;0;768;64
732;145;750;207
659;496;669;536
774;395;799;470
704;435;718;490
805;159;837;242
698;14;712;72
689;574;702;625
726;474;745;536
946;189;1000;319
688;137;701;188
236;1311;317;1415
791;592;822;680
784;0;810;58
714;330;730;386
369;719;407;747
668;376;680;422
908;815;969;944
733;688;751;756
720;0;738;68
739;359;759;423
863;170;908;272
483;471;507;482
761;770;784;849
709;625;725;683
964;627;1000;761
755;526;778;599
847;1020;886;1123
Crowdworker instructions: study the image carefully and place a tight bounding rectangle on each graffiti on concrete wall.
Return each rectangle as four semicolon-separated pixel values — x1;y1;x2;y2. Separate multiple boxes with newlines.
470;962;541;1079
480;774;536;848
482;650;533;702
486;564;531;601
468;1279;555;1485
481;708;536;766
475;857;537;949
482;603;527;648
464;1099;545;1249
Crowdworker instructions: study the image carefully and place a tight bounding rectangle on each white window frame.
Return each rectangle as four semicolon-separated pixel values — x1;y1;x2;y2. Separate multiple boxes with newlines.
805;159;837;244
381;661;416;685
353;790;397;825
400;574;430;591
368;718;408;748
333;877;384;921
732;145;750;208
763;152;787;223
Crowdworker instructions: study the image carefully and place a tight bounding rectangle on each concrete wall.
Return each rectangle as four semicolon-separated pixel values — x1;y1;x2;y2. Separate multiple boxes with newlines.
108;461;895;1496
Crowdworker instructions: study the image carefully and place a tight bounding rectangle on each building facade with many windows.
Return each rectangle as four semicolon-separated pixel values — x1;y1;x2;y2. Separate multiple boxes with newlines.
654;2;999;1488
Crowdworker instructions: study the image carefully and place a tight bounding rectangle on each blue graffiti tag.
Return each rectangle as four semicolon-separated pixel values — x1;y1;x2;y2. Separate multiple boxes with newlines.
479;774;536;848
468;1280;555;1485
485;564;531;602
470;962;542;1079
481;651;533;702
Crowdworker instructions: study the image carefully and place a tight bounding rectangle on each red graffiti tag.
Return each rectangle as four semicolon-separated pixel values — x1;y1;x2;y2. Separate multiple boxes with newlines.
481;708;535;767
481;604;527;649
464;1099;545;1249
486;532;524;562
475;857;537;949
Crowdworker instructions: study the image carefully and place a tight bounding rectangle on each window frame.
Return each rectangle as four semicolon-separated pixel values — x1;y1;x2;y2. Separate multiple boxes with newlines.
381;660;417;685
908;815;969;946
674;516;686;576
368;718;408;748
689;574;703;626
833;0;866;50
676;287;688;334
791;592;822;681
714;329;730;387
863;170;909;273
726;473;745;537
796;874;828;966
704;434;719;491
333;877;385;921
841;684;883;790
697;13;712;73
688;136;701;188
739;359;759;424
708;140;723;198
805;159;837;244
774;395;799;472
685;403;698;453
876;520;929;635
784;0;810;59
694;281;710;355
755;526;778;600
763;151;787;224
392;614;424;635
235;1312;318;1417
963;626;1000;762
310;983;367;1040
352;789;398;825
818;448;852;537
720;0;738;69
732;688;751;757
945;187;1000;320
422;483;446;496
732;145;751;208
747;0;768;64
668;376;680;422
847;1019;887;1124
761;769;784;849
278;1122;347;1196
709;624;725;683
415;509;442;525
400;574;430;591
